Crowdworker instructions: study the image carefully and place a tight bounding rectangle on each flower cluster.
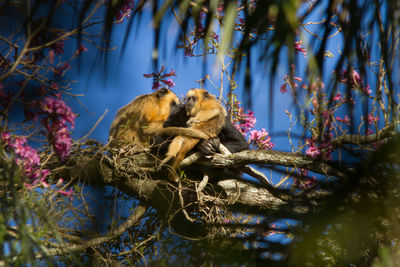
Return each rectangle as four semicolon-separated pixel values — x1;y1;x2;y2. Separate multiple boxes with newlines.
293;169;317;190
143;66;177;90
305;134;333;160
39;96;76;161
178;10;219;57
1;132;50;184
280;75;302;94
228;95;275;149
338;68;371;95
336;115;350;125
53;62;71;79
114;0;135;23
249;129;274;150
234;107;256;137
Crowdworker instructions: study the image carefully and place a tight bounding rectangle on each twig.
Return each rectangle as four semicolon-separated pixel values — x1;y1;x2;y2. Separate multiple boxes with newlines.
75;109;108;143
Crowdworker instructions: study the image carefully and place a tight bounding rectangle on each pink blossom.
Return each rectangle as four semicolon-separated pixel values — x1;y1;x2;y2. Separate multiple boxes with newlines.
152;81;160;90
339;68;371;95
333;93;342;102
115;0;135;23
164;69;177;77
38;97;76;161
294;41;307;56
280;83;288;94
1;133;49;182
58;188;74;200
53;127;72;161
362;84;372;95
249;129;274;150
235;108;256;136
336;115;350;125
53;62;71;78
367;113;379;126
305;138;321;158
76;44;88;55
161;79;175;88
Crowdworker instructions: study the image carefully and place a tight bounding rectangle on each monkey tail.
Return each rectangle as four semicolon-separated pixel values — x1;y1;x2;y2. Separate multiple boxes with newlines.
155;127;209;139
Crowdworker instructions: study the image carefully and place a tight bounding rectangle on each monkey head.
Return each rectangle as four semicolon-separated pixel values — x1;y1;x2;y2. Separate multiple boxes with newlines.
185;89;216;117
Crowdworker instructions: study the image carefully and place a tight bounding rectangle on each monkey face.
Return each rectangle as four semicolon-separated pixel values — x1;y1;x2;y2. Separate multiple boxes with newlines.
156;87;180;108
184;88;212;117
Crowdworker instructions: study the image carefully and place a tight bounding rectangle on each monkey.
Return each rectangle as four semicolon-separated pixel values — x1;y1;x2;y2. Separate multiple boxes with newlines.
151;103;249;155
109;88;212;149
159;88;228;182
108;88;181;148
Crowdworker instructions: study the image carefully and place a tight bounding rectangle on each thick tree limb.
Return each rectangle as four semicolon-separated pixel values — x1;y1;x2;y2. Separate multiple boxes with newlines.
210;150;354;177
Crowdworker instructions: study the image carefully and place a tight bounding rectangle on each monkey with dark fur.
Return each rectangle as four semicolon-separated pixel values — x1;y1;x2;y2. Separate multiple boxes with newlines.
152;104;249;154
152;89;249;181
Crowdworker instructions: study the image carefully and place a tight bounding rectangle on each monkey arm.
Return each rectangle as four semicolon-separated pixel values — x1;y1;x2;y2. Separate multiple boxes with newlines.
187;109;221;126
155;127;209;139
219;119;249;153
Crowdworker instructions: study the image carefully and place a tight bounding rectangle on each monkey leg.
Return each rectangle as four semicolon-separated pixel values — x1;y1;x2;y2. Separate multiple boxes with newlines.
167;137;200;182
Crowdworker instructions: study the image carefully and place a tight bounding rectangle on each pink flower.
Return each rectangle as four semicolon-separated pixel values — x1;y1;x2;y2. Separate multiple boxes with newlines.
76;44;88;54
115;0;135;23
305;138;321;158
339;68;371;95
294;41;307;56
336;115;350;125
235;108;256;136
38;97;75;161
164;69;177;77
53;127;72;161
362;84;372;95
367;113;379;126
249;129;274;150
59;188;74;200
333;93;342;102
161;79;175;88
280;83;288;94
152;81;160;90
2;134;49;182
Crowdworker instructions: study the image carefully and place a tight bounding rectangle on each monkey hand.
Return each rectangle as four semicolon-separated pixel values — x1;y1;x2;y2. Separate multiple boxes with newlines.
197;137;221;156
187;118;200;127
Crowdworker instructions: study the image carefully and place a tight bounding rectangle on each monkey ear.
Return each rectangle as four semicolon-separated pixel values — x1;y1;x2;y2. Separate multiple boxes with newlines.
156;87;169;98
203;91;210;99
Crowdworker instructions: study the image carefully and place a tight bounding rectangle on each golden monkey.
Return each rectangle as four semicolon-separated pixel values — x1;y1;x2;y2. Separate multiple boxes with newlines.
108;88;210;148
108;88;180;147
160;88;227;182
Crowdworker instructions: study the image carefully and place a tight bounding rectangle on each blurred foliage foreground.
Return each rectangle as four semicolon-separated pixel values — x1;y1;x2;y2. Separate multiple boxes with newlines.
0;136;399;266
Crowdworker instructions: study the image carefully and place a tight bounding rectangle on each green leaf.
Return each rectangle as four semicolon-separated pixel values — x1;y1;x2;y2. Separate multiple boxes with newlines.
218;1;237;59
